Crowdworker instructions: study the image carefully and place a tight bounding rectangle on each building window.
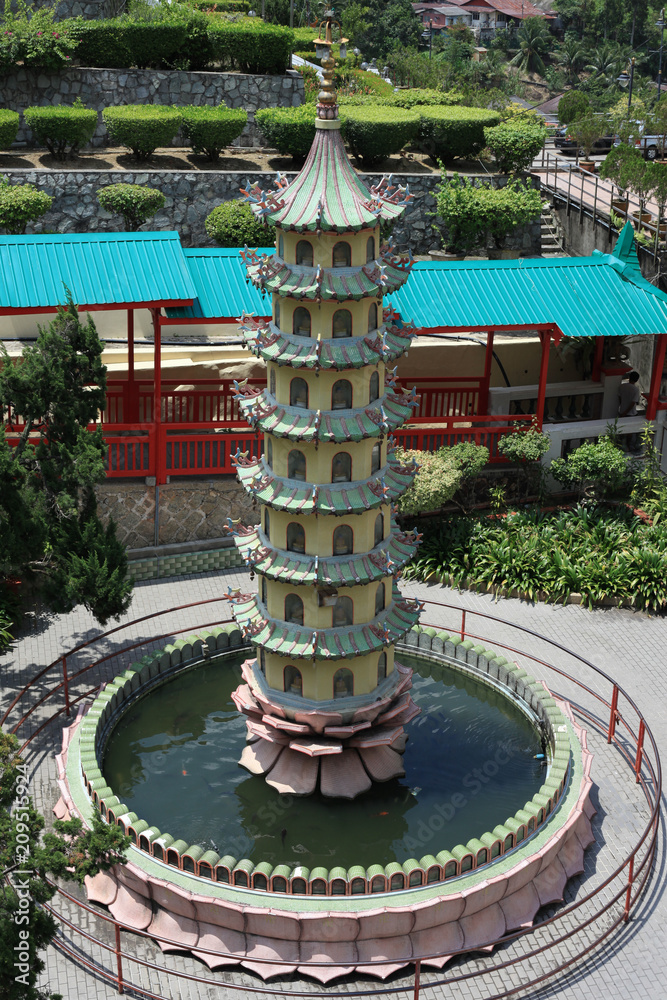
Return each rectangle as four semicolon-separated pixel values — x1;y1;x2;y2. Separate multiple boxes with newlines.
284;664;303;695
332;309;352;339
293;306;311;338
371;442;382;474
332;452;352;483
274;299;280;327
377;652;387;684
374;512;384;546
260;648;266;674
333;596;353;627
278;233;284;257
290;377;309;409
286;522;305;553
332;241;351;267
264;508;270;539
369;371;379;403
375;582;385;615
261;576;267;604
472;11;479;19
270;369;276;397
368;302;377;333
333;524;353;555
266;436;273;467
366;236;375;263
288;449;306;481
296;240;313;266
332;379;352;410
285;593;304;625
333;666;354;697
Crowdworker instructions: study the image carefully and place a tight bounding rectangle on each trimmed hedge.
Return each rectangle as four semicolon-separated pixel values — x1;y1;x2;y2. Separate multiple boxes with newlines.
23;102;98;159
419;106;502;160
484;119;547;174
340;106;420;167
391;89;463;109
0;110;19;150
207;20;294;74
179;106;247;161
254;105;316;159
205;200;276;247
102;105;182;160
97;184;166;231
189;0;251;10
0;179;52;235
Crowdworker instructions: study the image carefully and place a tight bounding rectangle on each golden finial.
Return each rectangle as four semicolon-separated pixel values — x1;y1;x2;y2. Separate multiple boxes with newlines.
314;10;348;121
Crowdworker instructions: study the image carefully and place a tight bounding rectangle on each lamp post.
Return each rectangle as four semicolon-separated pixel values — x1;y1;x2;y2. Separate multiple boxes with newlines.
429;19;433;60
658;8;666;96
617;57;636;119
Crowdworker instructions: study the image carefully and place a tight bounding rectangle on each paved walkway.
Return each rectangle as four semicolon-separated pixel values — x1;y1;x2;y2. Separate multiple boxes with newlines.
3;568;666;1000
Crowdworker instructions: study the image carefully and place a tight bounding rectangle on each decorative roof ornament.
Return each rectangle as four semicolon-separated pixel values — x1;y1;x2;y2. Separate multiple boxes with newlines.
313;11;348;121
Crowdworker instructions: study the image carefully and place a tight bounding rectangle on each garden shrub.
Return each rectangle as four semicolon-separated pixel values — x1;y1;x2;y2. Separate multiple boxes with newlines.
291;26;317;52
470;177;542;250
23;101;98;159
97;183;165;231
254;105;316;159
178;105;247;160
207;20;294;74
484;118;547;174
551;438;630;500
390;89;463;109
335;67;394;97
557;90;590;126
205;200;276;247
121;21;189;69
433;171;480;255
340;106;420;167
0;7;78;73
418;106;502;160
396;442;489;515
0;110;19;150
0;179;52;234
188;0;250;11
102;105;182;160
75;21;133;69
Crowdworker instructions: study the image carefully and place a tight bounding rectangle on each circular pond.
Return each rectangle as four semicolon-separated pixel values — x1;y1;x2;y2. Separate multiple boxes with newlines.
101;652;544;871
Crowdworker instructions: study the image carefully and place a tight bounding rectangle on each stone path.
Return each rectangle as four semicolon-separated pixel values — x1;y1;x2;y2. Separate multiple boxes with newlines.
3;567;665;1000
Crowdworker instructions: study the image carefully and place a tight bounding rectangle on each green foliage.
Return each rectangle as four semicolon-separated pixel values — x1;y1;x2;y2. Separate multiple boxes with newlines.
405;504;667;611
350;0;421;60
484;118;547;174
567;113;610;159
630;425;667;520
41;814;131;885
291;26;317;52
334;66;395;97
23;100;97;159
208;18;294;73
0;5;79;75
340;105;420;167
341;2;371;47
296;63;320;103
254;104;316;159
551;437;630;500
396;442;489;515
97;183;165;231
558;89;591;125
433;171;480;254
0;109;19;149
390;88;463;108
418;105;502;160
185;0;250;10
178;105;247;160
102;104;182;160
498;424;551;463
0;179;51;235
600;142;639;192
471;177;543;250
205;199;275;247
0;299;133;624
509;16;552;76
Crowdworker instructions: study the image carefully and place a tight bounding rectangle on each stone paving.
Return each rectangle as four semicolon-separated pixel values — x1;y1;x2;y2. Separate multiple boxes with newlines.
3;567;666;1000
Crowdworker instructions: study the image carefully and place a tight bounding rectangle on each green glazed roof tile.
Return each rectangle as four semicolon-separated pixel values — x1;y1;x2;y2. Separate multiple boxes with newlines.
246;253;412;301
242;319;415;370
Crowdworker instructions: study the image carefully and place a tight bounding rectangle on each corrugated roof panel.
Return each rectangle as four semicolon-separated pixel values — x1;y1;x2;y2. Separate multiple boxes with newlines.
0;232;195;310
168;248;270;319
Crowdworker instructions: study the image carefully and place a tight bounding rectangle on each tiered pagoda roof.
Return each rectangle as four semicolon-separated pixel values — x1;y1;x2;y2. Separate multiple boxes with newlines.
234;524;420;586
243;322;414;370
244;252;413;300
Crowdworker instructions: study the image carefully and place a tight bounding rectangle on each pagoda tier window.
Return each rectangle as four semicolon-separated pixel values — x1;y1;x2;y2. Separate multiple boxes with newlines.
333;596;353;627
296;240;313;266
284;664;303;696
290;377;309;408
285;593;304;625
260;649;266;674
374;512;384;546
287;522;305;553
288;449;306;481
266;436;273;467
332;452;352;483
377;652;387;684
274;299;280;327
270;369;276;397
334;666;354;697
332;309;352;338
332;379;352;410
375;581;385;615
264;509;270;540
261;576;267;604
293;307;311;337
332;241;351;267
369;370;379;403
368;302;377;333
371;442;382;475
333;524;353;555
278;234;284;257
366;236;375;263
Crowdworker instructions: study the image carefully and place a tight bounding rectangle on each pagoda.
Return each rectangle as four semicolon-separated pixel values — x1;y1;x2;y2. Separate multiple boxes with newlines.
225;17;425;799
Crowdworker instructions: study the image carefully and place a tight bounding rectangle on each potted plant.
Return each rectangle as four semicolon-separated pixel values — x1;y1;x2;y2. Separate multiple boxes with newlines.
471;178;543;259
650;162;667;239
600;143;634;213
623;155;658;227
432;171;479;260
567;113;609;171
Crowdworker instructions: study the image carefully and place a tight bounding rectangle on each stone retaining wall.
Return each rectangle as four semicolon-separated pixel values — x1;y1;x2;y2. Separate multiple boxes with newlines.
0;167;542;254
3;67;304;148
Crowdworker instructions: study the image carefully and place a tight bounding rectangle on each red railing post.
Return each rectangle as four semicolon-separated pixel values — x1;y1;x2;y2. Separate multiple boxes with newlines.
624;856;635;921
61;656;70;717
114;922;124;994
460;610;466;640
413;958;421;1000
607;684;619;743
635;721;645;783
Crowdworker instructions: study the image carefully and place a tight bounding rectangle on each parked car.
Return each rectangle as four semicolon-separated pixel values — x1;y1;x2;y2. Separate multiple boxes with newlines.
554;126;615;156
613;130;664;161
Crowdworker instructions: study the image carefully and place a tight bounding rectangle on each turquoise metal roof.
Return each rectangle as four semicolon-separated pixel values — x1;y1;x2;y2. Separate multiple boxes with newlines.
0;232;195;312
167;248;271;320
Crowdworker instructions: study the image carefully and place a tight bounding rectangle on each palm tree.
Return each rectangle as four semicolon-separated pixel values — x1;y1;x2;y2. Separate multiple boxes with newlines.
584;42;624;86
556;38;586;84
509;17;552;77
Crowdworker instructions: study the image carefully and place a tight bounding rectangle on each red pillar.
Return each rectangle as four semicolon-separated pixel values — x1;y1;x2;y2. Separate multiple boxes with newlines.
152;309;166;484
125;308;139;422
591;335;605;383
536;329;551;429
479;329;494;415
646;333;667;420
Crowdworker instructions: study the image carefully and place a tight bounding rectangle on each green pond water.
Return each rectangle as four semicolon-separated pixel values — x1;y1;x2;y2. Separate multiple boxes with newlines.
102;653;544;870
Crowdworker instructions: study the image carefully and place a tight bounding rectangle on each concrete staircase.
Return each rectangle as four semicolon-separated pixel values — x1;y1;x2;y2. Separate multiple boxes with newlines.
541;202;565;256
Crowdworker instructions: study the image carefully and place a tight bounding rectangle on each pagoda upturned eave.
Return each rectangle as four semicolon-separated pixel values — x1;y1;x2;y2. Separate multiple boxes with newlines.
245;254;413;301
243;323;414;370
